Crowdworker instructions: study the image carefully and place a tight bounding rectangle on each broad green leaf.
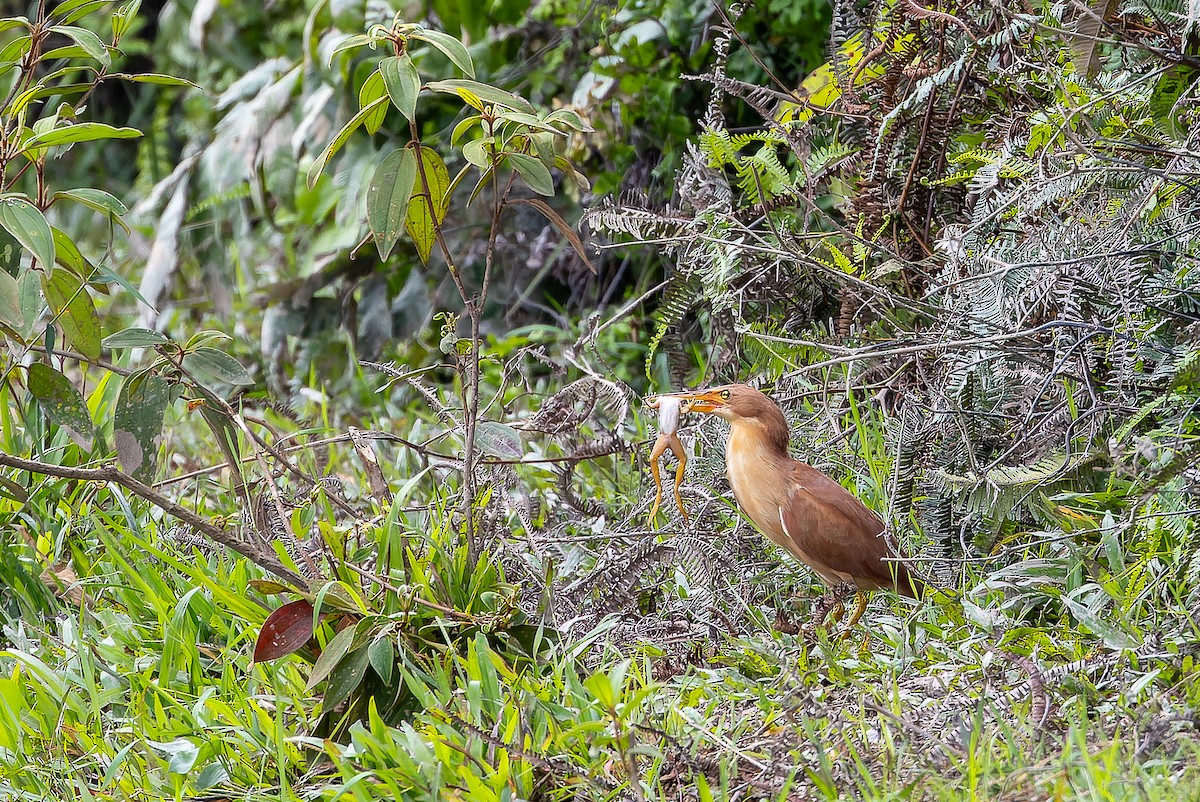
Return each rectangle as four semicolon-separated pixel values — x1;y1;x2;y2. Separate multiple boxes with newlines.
451;115;481;145
322;646;371;711
51;227;92;275
113;372;169;483
367;147;417;260
182;346;255;386
22;123;140;152
0;195;54;269
426;79;534;114
42;268;102;360
405;146;450;264
17;269;40;336
475;421;523;459
53;188;130;233
0;270;21;332
545;107;592;132
379;55;420;123
508;152;554;196
1061;595;1139;649
48;25;110;66
306;96;388;187
52;0;108;24
103;327;169;348
307;626;357;690
367;636;394;684
413;29;474;77
26;363;95;450
358;69;388;135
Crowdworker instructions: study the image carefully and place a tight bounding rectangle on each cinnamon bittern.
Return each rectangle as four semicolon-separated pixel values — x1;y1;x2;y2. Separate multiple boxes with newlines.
665;384;924;630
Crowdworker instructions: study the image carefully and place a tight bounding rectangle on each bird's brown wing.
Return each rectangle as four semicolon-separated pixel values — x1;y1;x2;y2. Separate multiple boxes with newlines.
780;462;924;597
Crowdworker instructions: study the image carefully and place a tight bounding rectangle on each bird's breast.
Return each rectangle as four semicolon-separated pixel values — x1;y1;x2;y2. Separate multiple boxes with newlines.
725;424;792;547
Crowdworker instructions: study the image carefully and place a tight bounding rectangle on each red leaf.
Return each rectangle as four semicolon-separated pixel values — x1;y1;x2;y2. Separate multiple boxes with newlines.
254;599;316;663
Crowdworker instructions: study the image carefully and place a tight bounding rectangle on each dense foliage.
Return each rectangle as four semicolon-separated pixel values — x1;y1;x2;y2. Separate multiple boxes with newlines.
1;0;1199;800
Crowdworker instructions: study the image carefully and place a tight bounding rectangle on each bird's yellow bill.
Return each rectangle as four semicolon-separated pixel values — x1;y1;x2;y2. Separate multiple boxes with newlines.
651;389;729;415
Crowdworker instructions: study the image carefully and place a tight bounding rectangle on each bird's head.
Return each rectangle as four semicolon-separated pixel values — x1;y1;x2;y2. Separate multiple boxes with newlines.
652;384;790;451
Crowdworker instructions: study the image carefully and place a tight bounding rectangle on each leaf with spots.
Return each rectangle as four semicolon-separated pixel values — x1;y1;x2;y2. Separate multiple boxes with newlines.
113;371;169;483
254;599;317;662
26;363;95;450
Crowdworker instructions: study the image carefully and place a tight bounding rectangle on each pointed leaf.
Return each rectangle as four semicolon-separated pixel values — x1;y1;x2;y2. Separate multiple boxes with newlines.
358;69;389;135
322;645;371;711
22;123;140;152
48;25;109;66
254;599;316;662
367;146;417;260
405;146;450;264
182;347;255;386
0;271;19;331
367;635;394;684
426;79;534;113
379;55;420;123
475;421;523;459
26;363;95;450
43;268;102;360
0;195;54;269
307;625;357;690
307;96;388;187
53;188;129;232
414;29;475;77
113;372;169;483
103;326;169;348
508;152;554;195
511;197;595;273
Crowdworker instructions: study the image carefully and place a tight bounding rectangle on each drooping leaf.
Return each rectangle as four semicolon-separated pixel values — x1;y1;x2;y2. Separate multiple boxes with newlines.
48;24;109;65
0;195;54;269
379;54;421;123
254;599;316;662
474;421;523;459
367;146;417;260
1071;0;1122;77
413;29;475;77
103;327;169;349
21;122;140;152
405;145;450;264
53;188;130;232
42;268;102;360
510;197;596;273
182;347;255;386
508;152;554;196
426;79;534;114
26;363;95;450
367;635;394;684
307;96;388;187
0;271;19;332
113;372;169;483
51;227;93;275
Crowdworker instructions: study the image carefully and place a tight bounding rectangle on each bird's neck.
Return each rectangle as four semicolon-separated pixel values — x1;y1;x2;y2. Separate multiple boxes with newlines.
726;417;791;465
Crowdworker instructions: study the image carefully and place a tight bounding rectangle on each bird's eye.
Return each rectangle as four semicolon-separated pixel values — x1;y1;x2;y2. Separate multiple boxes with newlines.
719;389;731;401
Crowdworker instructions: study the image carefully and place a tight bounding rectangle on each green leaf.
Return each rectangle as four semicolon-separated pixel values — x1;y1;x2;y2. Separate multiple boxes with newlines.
53;188;130;233
113;72;198;88
358;69;389;135
0;227;19;276
104;327;169;349
367;635;394;685
1061;595;1139;650
307;626;357;690
26;363;95;450
367;147;417;260
52;0;108;24
413;29;475;77
17;269;40;336
42;268;102;360
182;347;255;386
475;421;523;459
508;152;554;196
51;227;92;275
322;646;371;711
426;79;534;114
380;55;421;123
22;123;140;152
0;271;19;332
405;146;450;264
113;372;169;483
306;96;388;188
0;195;54;269
48;25;110;66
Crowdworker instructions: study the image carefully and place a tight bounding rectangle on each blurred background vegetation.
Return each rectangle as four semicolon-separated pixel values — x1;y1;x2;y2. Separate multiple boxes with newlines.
2;0;1200;799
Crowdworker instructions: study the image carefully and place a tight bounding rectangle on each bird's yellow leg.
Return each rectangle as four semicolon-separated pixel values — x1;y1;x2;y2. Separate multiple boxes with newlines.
838;593;870;642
